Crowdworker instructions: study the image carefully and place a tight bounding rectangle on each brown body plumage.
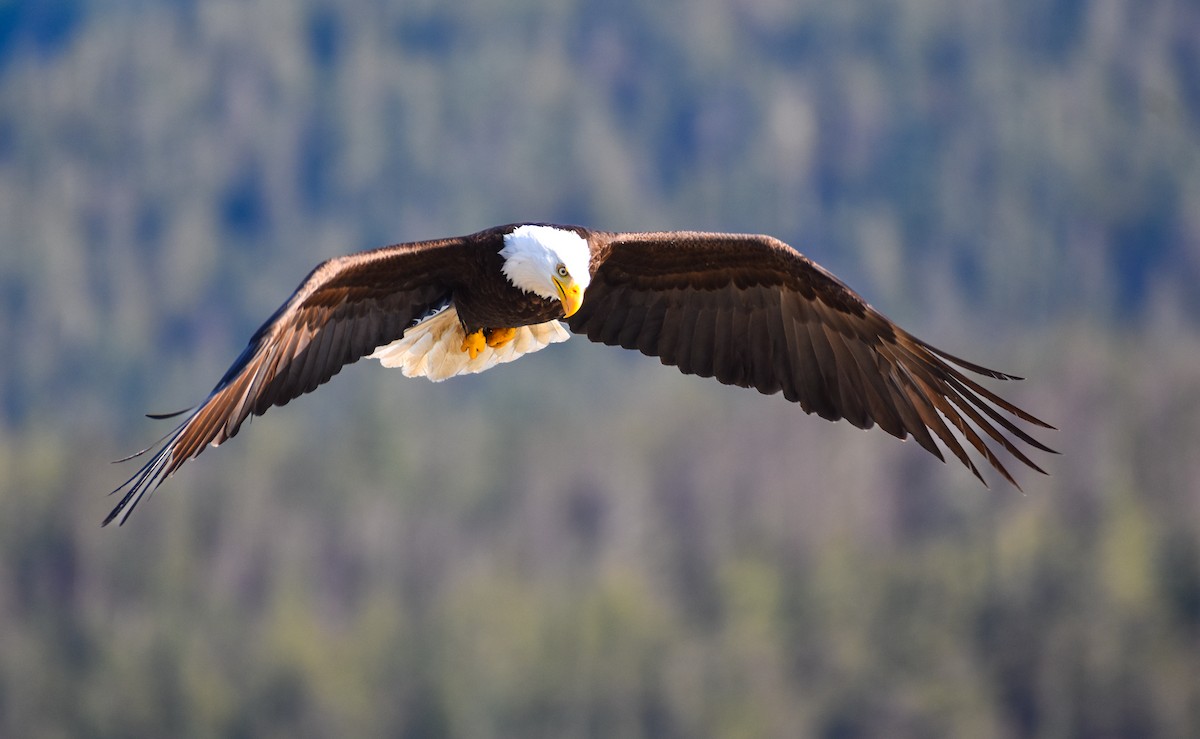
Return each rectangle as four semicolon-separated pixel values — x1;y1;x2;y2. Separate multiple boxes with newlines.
106;223;1054;525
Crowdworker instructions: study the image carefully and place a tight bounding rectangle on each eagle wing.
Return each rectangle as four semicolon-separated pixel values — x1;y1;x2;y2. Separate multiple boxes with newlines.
569;231;1055;485
105;236;470;525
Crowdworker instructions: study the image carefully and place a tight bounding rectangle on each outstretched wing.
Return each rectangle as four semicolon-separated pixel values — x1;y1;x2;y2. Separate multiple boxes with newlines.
570;230;1055;485
106;236;470;525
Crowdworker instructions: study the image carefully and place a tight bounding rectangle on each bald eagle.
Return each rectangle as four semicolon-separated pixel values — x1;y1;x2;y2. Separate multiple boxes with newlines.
106;223;1054;525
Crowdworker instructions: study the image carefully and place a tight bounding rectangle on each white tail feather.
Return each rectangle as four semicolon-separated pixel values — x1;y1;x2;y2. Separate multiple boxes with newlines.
369;305;570;381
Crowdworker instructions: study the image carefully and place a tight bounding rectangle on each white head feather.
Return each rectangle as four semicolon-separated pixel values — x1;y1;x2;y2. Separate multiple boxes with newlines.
499;225;592;299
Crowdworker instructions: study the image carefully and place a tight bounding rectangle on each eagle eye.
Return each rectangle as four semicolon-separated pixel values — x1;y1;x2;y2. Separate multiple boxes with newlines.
556;264;569;278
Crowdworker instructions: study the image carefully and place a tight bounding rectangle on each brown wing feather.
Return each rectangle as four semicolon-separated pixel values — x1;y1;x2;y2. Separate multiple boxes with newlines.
105;236;470;526
570;230;1055;484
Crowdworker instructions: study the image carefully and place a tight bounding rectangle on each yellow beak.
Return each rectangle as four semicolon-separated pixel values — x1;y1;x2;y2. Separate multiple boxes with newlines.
554;278;583;318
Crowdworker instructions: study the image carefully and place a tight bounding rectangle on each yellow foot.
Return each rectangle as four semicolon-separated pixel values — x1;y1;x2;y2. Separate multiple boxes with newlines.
461;329;487;359
486;327;517;349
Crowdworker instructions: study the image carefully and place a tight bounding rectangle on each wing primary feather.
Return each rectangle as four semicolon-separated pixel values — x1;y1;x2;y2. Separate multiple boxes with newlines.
614;289;648;348
917;338;1024;381
782;299;835;417
109;414;190;474
145;407;193;421
932;389;1020;489
321;316;352;385
688;303;717;379
598;285;633;346
875;360;944;458
104;415;192;525
938;380;1052;474
633;291;668;356
302;320;337;395
177;394;227;462
278;323;321;404
111;419;191;463
887;333;1053;432
840;337;905;437
655;291;685;366
229;353;272;440
762;291;797;402
777;294;809;404
348;310;377;358
583;285;621;343
928;352;1056;431
747;307;781;395
910;370;1000;486
886;337;1058;462
711;302;735;385
942;374;1057;454
725;296;753;388
819;323;870;427
289;316;332;399
800;317;843;421
269;326;307;396
671;298;701;375
897;364;984;482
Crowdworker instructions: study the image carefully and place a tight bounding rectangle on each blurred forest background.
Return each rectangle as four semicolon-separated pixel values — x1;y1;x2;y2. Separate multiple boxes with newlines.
2;0;1199;736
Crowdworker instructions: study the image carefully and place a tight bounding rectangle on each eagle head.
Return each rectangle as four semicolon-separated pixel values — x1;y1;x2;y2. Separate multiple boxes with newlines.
499;225;592;317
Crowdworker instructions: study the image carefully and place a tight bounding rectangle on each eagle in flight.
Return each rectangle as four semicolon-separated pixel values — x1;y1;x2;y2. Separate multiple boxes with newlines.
107;224;1055;525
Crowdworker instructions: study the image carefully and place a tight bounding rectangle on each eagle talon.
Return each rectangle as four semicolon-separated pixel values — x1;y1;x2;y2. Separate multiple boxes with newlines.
486;327;517;349
461;329;487;359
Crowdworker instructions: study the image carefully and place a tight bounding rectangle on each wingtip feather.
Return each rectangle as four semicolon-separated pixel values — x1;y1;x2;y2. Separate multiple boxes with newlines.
146;407;194;420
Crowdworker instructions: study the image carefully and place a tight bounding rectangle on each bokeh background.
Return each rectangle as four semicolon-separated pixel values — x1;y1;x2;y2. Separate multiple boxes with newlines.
3;1;1199;736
